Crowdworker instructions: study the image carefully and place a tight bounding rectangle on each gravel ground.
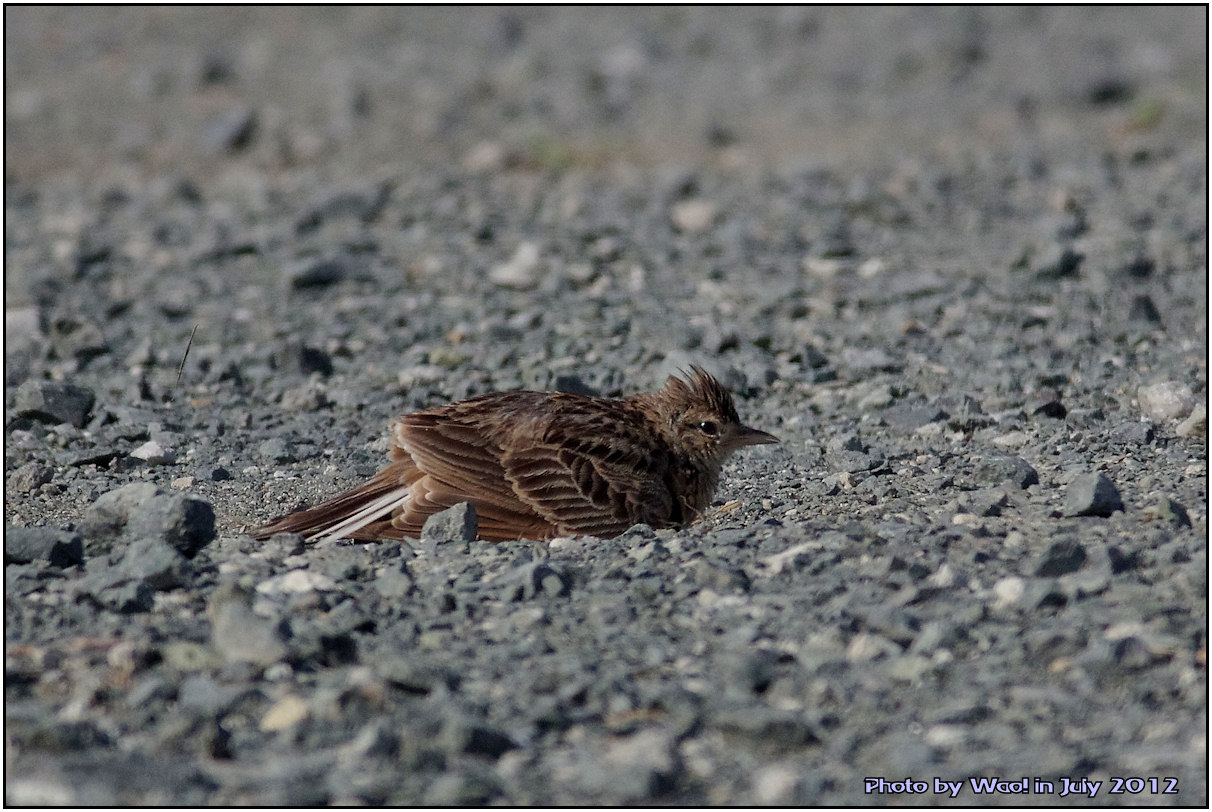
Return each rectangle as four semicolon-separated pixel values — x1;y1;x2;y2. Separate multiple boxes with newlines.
5;7;1207;806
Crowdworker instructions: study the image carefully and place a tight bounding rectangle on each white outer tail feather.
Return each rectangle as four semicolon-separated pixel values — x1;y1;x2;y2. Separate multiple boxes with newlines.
306;487;411;543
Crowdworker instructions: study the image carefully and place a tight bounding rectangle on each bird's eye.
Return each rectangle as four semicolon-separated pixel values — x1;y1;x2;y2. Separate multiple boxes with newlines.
697;420;720;437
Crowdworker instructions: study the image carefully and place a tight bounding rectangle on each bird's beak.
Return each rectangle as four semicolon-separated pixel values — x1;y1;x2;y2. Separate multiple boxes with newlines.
733;424;779;447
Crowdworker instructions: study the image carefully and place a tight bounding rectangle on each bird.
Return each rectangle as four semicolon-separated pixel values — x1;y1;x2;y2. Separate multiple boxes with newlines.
251;366;777;542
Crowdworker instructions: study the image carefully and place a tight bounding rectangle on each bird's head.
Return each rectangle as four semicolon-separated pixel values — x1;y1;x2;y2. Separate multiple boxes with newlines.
657;366;778;464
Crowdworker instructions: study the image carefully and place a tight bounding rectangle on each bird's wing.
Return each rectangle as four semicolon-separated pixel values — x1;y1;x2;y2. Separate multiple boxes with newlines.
500;425;677;537
391;408;560;539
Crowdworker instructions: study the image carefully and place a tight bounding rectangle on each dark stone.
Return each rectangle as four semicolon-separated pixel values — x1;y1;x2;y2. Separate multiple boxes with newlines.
15;380;95;427
441;717;518;758
1087;77;1135;106
4;526;84;567
1033;399;1067;419
1118;256;1155;278
1034;539;1087;577
1063;473;1124;517
974;456;1039;489
288;255;353;289
298;345;334;377
1128;295;1162;324
1033;246;1083;280
1107;545;1140;574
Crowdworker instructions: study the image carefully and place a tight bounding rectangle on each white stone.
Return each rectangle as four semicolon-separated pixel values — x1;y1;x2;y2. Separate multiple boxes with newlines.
1138;381;1194;422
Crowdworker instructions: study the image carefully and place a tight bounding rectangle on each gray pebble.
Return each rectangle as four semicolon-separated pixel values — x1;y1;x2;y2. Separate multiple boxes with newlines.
124;494;216;558
974;456;1039;489
257;437;298;464
1034;538;1088;577
9;462;54;493
421;502;478;545
1063;473;1124;517
118;536;190;590
208;581;288;667
79;482;161;543
1110;421;1155;445
1150;497;1191;529
15;380;95;427
4;526;83;567
198;106;257;153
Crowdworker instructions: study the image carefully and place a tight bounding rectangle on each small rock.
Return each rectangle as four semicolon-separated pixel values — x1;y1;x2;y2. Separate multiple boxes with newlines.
884;403;950;431
5;306;41;352
599;728;679;799
1177;405;1206;439
4;526;84;568
1128;295;1162;323
9;462;53;493
118;537;190;590
106;579;156;613
1145;497;1192;529
170;476;195;490
992;576;1025;608
256;569;337;596
670;199;717;232
373;566;415;599
957;488;1008;517
178;674;245;716
422;502;478;545
208;581;289;667
124;493;216;557
257;438;298;464
974;456;1039;489
1034;539;1087;577
1110;421;1155;445
440;716;517;758
130;440;176;465
80;482;161;541
490;241;542;289
259;695;310;731
1032;399;1067;419
199;106;257;153
1033;246;1083;279
1063;473;1124;517
279;386;329;412
289;256;353;289
15;380;95;427
48;317;109;362
752;763;801;805
1137;381;1194;422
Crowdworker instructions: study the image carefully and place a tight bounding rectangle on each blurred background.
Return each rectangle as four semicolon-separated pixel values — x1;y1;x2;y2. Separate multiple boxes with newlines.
6;6;1205;187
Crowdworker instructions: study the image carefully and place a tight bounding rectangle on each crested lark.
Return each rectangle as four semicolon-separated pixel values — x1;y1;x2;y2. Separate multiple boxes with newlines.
252;366;777;542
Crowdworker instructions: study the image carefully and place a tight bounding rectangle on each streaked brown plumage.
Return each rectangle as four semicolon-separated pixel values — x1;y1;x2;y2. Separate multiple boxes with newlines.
252;366;777;542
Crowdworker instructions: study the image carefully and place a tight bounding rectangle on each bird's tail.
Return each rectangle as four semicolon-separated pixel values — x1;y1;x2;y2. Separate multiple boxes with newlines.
251;462;413;542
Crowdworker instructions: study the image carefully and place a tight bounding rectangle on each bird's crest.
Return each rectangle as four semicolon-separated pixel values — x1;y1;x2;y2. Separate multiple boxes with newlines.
663;365;740;422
